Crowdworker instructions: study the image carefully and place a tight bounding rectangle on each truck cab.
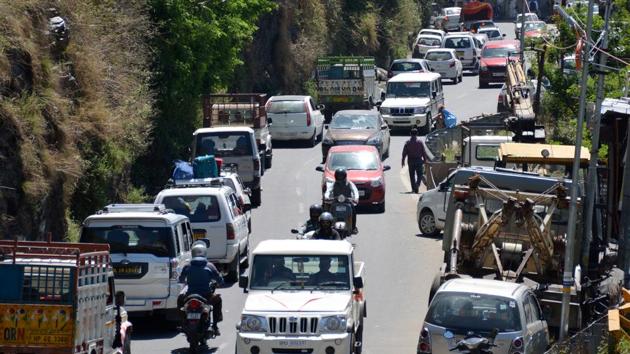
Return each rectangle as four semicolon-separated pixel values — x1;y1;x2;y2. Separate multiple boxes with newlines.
236;240;366;354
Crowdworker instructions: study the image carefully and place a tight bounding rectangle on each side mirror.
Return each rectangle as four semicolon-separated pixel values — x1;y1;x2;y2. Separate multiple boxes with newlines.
375;101;382;108
502;33;507;37
317;104;325;111
381;124;388;130
432;92;437;99
353;276;364;289
380;92;386;101
383;165;391;171
315;166;324;172
290;228;299;234
430;68;435;72
439;182;448;191
114;291;126;307
243;187;252;195
239;275;249;290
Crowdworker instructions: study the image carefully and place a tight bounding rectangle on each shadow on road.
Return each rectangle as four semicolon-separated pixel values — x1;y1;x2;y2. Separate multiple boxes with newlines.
171;345;219;354
272;140;320;149
131;316;179;340
415;232;443;241
478;83;503;89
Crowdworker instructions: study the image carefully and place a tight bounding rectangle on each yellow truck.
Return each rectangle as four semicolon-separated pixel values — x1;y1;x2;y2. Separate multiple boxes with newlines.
0;240;131;354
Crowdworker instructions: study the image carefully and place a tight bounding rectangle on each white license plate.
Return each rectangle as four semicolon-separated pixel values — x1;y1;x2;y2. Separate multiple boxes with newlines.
279;340;307;346
336;205;346;211
187;313;202;320
359;190;366;196
492;72;505;77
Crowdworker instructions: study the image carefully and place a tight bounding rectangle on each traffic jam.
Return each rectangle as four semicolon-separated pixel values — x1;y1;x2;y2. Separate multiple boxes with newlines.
1;0;625;354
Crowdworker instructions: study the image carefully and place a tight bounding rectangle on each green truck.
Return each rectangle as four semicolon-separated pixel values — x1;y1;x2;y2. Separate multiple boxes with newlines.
315;56;381;121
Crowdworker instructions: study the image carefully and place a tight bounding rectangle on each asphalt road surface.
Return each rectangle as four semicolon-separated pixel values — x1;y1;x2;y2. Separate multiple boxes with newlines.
134;21;515;354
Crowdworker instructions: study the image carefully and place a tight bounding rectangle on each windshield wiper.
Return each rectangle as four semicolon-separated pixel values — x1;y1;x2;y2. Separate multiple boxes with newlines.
311;281;348;292
271;281;292;293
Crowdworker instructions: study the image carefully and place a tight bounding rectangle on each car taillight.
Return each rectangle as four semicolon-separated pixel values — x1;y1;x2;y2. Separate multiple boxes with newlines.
417;327;431;353
253;158;260;172
169;258;179;280
226;223;236;240
304;102;311;127
187;299;202;311
449;61;455;67
498;94;504;103
509;336;523;353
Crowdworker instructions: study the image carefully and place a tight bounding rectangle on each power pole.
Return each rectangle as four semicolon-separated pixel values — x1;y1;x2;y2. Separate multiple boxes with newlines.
534;45;547;116
559;0;596;341
581;0;612;276
520;0;526;64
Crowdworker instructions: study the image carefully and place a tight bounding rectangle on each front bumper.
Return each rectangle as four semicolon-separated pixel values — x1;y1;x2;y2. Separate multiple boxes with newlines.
382;114;427;128
356;185;385;206
460;57;478;70
479;68;506;83
236;332;352;354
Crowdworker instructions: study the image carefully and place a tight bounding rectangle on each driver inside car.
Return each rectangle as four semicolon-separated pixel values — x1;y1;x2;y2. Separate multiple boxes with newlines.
324;168;359;234
309;257;337;285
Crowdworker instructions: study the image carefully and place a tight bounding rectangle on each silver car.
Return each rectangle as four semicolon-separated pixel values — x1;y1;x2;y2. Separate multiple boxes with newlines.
419;278;549;354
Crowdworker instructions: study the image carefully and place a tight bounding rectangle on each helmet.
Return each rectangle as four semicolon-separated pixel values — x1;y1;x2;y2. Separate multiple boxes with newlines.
334;168;347;182
319;212;334;229
309;204;323;219
191;240;208;258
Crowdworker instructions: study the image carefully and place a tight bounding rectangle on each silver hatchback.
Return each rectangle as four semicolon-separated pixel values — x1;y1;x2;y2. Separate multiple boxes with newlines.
418;278;549;354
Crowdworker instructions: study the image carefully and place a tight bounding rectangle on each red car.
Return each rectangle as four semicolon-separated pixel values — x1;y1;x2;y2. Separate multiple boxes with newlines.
478;39;520;88
316;145;391;212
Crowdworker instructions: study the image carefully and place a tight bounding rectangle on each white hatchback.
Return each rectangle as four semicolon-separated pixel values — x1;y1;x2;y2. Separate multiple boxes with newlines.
267;95;325;146
425;49;463;84
442;34;480;73
413;35;443;58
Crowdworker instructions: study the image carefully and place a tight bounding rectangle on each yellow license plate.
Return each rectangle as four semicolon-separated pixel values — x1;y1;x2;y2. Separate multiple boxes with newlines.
114;266;141;275
193;231;206;240
331;96;352;103
456;51;465;58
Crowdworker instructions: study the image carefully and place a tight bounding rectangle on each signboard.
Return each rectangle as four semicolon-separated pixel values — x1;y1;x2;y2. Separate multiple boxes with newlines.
0;304;74;348
317;79;364;96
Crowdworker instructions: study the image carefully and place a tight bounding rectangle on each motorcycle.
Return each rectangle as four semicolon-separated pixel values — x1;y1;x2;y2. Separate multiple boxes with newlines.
180;282;218;353
447;329;498;354
323;193;355;239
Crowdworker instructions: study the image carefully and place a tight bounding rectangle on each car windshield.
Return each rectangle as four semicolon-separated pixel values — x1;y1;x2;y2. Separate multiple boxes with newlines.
267;100;305;114
525;22;545;31
328;151;379;170
517;14;538;22
482;46;517;58
80;226;176;257
391;61;425;72
330;113;379;129
249;255;350;291
425;52;453;61
161;195;221;222
481;30;501;38
196;132;253;157
418;38;441;46
386;81;430;98
444;37;471;49
426;292;522;332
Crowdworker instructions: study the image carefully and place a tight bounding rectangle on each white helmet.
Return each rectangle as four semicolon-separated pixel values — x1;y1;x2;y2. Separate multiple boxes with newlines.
191;240;208;258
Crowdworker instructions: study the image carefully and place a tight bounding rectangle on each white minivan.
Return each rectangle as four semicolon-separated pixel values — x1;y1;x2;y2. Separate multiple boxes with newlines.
267;95;325;146
155;184;249;282
442;34;480;73
379;72;444;134
80;204;192;322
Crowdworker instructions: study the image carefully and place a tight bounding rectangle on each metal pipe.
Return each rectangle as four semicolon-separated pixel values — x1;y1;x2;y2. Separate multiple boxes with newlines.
559;0;596;340
450;208;464;274
581;0;612;276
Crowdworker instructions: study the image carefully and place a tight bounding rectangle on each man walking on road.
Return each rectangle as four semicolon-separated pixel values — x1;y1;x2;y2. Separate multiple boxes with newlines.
402;128;427;193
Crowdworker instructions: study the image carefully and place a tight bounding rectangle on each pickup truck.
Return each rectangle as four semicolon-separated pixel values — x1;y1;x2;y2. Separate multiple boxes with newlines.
0;240;131;354
236;239;366;354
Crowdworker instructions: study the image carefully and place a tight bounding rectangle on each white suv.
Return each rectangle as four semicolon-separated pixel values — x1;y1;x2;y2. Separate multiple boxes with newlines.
80;204;192;322
155;184;249;282
442;34;480;73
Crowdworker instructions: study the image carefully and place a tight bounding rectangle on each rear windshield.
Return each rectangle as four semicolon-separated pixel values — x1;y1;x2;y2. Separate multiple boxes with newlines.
267;100;305;114
426;292;522;332
444;37;471;49
425;52;453;61
418;38;441;46
161;195;221;222
481;30;501;38
80;226;176;258
445;8;460;15
330;113;380;129
391;61;425;72
196;132;253;157
482;46;517;58
328;151;379;171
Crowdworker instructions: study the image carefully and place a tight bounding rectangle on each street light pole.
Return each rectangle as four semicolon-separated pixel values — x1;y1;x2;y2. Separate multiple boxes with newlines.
558;0;596;341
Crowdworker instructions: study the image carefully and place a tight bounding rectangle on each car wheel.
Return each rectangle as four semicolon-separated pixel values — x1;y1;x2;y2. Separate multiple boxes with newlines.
265;152;272;169
419;210;439;237
479;79;489;88
354;325;364;354
251;187;261;208
241;244;250;269
226;255;239;283
458;72;463;82
308;131;316;147
419;114;431;135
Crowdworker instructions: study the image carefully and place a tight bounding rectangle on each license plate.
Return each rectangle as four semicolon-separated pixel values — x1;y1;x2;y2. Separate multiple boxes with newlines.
331;96;352;103
193;230;206;240
279;340;307;346
187;313;202;320
492;72;505;77
336;205;346;211
114;266;141;275
456;51;465;58
359;190;366;196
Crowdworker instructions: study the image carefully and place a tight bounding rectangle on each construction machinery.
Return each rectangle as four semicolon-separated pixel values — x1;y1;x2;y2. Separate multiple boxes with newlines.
505;59;536;120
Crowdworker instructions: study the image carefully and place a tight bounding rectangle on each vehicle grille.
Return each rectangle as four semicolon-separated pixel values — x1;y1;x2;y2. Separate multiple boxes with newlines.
390;107;414;116
268;316;318;334
335;140;365;145
488;65;506;74
355;185;372;200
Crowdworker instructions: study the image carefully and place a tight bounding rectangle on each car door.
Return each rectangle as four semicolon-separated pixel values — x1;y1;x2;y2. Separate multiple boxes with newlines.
379;114;390;153
228;191;248;252
527;293;549;352
522;293;543;353
309;97;324;134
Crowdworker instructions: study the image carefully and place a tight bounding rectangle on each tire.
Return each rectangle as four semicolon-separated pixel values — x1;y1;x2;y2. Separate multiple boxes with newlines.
428;273;442;304
265;151;272;169
452;76;458;84
251;187;261;208
226;255;239;283
123;332;131;354
419;209;439;237
458;72;463;82
374;202;385;213
479;79;488;88
308;131;316;147
241;243;250;269
354;325;364;354
247;218;251;234
419;114;431;135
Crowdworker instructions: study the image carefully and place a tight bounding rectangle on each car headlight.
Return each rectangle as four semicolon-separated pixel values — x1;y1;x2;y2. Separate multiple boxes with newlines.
320;315;347;333
371;177;383;187
413;106;427;114
366;135;382;145
480;64;488;71
380;107;391;115
240;315;268;333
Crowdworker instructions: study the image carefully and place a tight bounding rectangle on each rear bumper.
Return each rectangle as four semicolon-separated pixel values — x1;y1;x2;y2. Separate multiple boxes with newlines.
123;283;182;313
436;69;458;79
209;242;239;265
270;126;316;141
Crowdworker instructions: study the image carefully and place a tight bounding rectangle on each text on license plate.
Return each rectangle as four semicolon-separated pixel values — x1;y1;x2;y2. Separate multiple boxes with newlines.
492;73;505;77
279;340;307;346
359;190;366;196
114;266;141;275
193;231;206;240
336;206;347;211
456;51;465;58
187;313;202;319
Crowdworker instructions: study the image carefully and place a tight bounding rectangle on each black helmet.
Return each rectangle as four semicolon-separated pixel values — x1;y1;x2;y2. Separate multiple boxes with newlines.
334;168;347;182
309;204;323;218
319;212;334;229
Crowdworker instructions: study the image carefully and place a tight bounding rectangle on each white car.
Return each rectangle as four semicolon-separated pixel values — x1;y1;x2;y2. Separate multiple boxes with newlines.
413;34;443;58
267;95;325;146
437;7;461;31
418;28;446;39
425;49;463;84
478;26;505;41
155;184;250;282
515;13;539;38
442;34;480;73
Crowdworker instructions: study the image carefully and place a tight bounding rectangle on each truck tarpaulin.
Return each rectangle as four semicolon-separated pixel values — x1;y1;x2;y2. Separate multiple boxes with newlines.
462;1;493;22
0;304;74;348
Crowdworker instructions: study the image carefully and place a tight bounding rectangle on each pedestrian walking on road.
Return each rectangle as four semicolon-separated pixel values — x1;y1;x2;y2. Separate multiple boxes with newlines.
402;128;427;193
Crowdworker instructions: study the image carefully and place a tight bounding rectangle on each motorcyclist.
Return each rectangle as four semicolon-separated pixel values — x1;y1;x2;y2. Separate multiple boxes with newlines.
312;212;341;240
324;168;359;234
300;204;323;234
178;241;224;335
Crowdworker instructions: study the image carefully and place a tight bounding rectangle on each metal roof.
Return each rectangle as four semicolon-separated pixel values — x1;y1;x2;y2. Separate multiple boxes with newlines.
388;72;442;83
253;240;354;256
438;278;528;298
601;97;630;116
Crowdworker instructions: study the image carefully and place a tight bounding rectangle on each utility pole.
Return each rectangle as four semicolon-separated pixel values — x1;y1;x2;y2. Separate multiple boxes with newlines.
534;45;547;116
559;0;596;341
581;0;612;276
520;0;526;64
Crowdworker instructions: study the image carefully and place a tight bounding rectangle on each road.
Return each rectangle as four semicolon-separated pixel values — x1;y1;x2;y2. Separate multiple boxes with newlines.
134;22;514;354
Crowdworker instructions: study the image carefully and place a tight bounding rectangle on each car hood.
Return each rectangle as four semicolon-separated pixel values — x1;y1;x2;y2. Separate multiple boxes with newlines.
381;97;430;108
480;57;507;66
243;292;351;313
328;129;378;141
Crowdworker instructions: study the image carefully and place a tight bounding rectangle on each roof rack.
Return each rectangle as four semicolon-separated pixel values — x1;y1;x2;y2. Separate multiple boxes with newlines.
171;178;225;189
98;204;169;214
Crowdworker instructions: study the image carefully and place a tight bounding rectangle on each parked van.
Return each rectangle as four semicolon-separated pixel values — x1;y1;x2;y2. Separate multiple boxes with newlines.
379;72;444;134
267;95;325;146
416;167;574;236
155;183;250;282
80;204;193;322
442;33;480;73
